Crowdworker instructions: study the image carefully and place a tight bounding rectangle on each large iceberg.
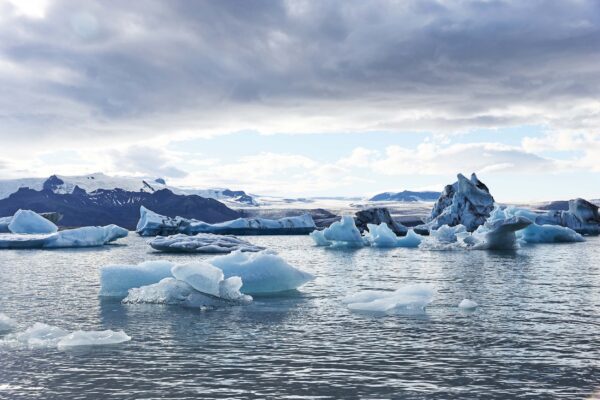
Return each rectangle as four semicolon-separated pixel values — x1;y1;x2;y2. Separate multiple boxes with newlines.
8;209;58;234
342;284;435;314
416;173;495;234
0;322;130;350
136;206;316;236
148;233;264;253
100;250;314;298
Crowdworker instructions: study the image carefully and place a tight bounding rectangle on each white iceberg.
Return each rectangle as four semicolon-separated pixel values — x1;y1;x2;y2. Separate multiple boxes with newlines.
123;278;195;305
148;233;264;253
171;262;251;302
1;322;130;349
136;206;316;236
0;224;128;249
310;215;364;247
516;223;584;243
364;223;423;248
210;250;315;294
458;299;478;310
101;250;314;298
7;209;58;234
342;284;435;314
0;313;17;332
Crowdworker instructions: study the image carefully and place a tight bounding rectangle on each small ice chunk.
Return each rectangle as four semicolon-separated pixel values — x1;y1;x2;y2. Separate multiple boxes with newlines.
517;223;584;243
310;216;364;247
45;224;128;248
0;313;17;332
57;330;130;349
458;299;478;310
99;261;174;298
342;284;435;314
210;250;315;294
8;209;58;234
364;224;423;248
1;322;68;349
123;278;195;305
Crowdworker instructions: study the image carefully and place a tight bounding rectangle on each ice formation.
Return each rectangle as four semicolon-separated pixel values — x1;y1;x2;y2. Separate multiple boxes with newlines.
0;313;17;332
364;223;423;248
524;199;600;235
354;208;408;236
0;224;128;249
310;215;365;247
148;233;264;253
7;209;58;234
171;262;251;302
123;278;196;305
0;216;11;233
342;284;435;314
136;206;316;236
458;299;478;310
210;250;315;294
0;322;130;349
101;250;314;299
100;261;175;297
415;173;495;233
503;207;585;243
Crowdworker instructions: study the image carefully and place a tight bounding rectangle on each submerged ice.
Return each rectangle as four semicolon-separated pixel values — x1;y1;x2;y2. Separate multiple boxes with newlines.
0;313;17;332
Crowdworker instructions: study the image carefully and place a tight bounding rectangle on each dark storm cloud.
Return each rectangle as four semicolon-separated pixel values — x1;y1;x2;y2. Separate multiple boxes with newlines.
1;0;599;140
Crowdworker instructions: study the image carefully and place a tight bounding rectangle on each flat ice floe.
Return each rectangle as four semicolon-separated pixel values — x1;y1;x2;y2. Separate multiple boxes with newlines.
148;233;264;253
342;284;435;315
0;322;130;350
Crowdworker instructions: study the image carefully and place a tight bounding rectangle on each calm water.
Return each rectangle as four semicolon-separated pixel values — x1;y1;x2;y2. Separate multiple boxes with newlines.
1;234;600;399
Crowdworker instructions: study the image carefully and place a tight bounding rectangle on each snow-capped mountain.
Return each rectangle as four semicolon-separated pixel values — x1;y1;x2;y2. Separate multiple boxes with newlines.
0;173;257;207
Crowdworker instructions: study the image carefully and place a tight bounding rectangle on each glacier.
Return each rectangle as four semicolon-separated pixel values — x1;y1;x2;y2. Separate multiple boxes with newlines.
342;284;435;314
100;250;314;298
148;233;264;253
136;206;316;236
0;322;130;350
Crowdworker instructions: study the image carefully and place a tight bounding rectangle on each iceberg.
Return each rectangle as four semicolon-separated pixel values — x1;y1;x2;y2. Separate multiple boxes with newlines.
171;262;251;302
458;299;478;310
0;216;11;233
99;261;174;297
148;233;264;253
7;209;58;234
532;199;600;235
415;173;495;233
0;313;17;332
0;224;128;249
342;284;435;314
210;250;315;294
136;206;316;236
310;215;364;247
0;322;130;349
123;278;195;305
101;250;314;298
516;223;584;243
364;223;423;248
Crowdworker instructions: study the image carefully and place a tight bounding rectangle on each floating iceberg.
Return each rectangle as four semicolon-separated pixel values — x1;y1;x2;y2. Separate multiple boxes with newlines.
516;223;584;243
0;224;128;249
171;262;251;302
0;216;12;233
0;313;17;332
100;250;314;298
342;284;435;314
310;215;365;247
524;199;600;235
458;299;478;310
0;322;130;349
8;209;58;234
210;250;315;294
136;206;316;236
100;261;175;297
148;233;264;253
415;173;495;234
364;223;422;248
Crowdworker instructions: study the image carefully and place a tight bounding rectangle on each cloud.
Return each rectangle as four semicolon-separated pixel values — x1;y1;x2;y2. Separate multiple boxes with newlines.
109;146;188;178
0;0;599;151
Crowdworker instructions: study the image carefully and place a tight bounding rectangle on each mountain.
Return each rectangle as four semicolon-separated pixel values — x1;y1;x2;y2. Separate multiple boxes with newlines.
0;173;257;207
0;185;240;229
369;190;441;202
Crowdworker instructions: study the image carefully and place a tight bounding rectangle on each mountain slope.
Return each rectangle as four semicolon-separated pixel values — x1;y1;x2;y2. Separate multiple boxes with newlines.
0;186;240;229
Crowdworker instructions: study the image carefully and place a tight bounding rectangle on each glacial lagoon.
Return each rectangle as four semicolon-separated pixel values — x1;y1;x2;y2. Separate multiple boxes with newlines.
1;234;600;399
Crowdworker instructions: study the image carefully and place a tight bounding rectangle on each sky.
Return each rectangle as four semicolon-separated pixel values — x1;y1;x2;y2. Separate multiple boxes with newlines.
0;0;599;202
